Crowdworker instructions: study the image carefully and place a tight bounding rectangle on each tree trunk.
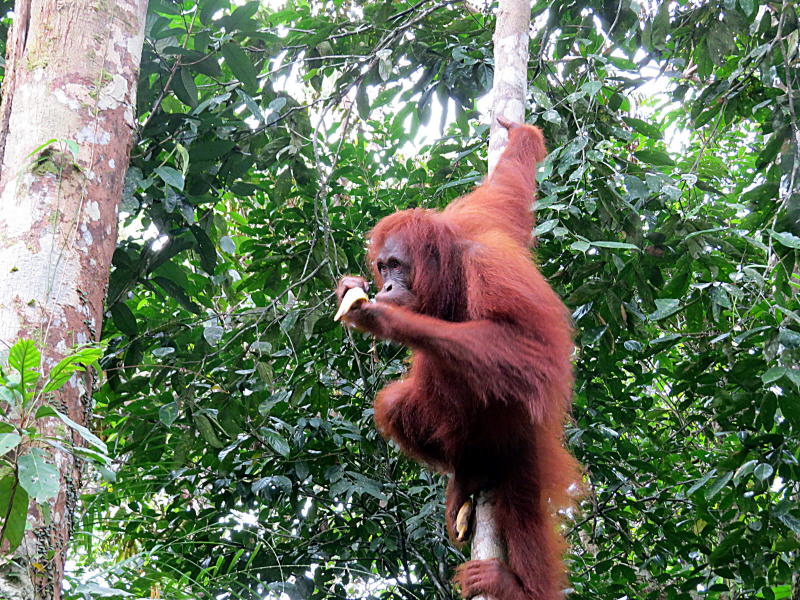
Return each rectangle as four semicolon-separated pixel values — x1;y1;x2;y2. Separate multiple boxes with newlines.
0;1;147;599
487;0;531;173
473;0;531;595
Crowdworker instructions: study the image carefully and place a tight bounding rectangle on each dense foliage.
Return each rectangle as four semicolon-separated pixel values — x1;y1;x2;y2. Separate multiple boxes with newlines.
7;0;799;598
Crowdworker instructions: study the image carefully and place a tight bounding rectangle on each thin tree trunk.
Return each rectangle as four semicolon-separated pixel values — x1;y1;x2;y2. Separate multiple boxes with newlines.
472;0;532;595
0;2;147;599
487;0;531;173
470;490;505;577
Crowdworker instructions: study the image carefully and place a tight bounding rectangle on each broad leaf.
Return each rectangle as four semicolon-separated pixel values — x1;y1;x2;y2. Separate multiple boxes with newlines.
17;450;59;503
0;433;21;457
0;475;28;551
221;42;258;92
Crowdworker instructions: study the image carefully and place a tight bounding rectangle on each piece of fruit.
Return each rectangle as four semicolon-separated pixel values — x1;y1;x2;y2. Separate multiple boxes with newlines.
456;499;473;542
334;287;369;321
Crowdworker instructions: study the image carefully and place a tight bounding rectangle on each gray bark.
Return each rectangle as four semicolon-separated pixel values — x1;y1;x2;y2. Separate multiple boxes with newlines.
487;0;532;173
0;1;148;598
470;490;505;569
474;0;532;597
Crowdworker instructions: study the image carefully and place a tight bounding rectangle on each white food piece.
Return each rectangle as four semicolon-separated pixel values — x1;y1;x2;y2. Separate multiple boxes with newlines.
334;287;369;321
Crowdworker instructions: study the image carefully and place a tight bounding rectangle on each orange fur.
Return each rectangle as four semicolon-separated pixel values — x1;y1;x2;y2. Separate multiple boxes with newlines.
346;124;581;600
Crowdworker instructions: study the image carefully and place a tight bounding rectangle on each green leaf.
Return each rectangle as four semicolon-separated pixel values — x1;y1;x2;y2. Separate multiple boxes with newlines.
191;226;217;274
571;240;590;252
0;474;28;551
687;470;716;496
219;236;236;254
155;166;184;191
263;429;290;457
650;0;670;48
172;68;198;108
542;109;561;124
304;310;321;339
777;512;800;536
778;329;800;349
785;369;800;389
0;386;18;406
236;90;263;123
742;183;778;203
435;172;482;193
779;395;800;428
227;1;260;30
634;149;675;167
194;414;224;448
753;463;774;481
203;325;224;345
41;365;79;394
221;42;258;92
623;117;662;139
8;339;40;388
176;146;189;179
251;341;273;355
110;302;138;337
734;459;758;484
35;405;57;419
761;367;786;384
42;347;103;394
771;230;800;249
378;56;391;81
581;81;602;97
624;174;649;200
49;409;108;454
24;138;58;161
199;0;228;24
706;471;733;499
17;450;60;503
159;402;179;427
756;128;789;169
188;50;222;78
351;473;386;500
190;139;236;161
648;299;681;321
0;433;21;457
710;285;731;309
151;277;202;315
709;529;744;565
356;82;370;120
534;219;558;236
591;241;639;250
694;104;721;128
96;465;117;484
253;475;291;496
268;97;287;113
252;477;272;494
581;325;607;346
707;23;735;65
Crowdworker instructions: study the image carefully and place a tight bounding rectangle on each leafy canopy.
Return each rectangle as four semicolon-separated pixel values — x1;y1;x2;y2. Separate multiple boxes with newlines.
16;0;794;598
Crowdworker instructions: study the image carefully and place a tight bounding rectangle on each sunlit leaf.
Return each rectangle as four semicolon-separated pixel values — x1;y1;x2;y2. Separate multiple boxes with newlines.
155;166;184;191
0;433;21;457
17;450;59;503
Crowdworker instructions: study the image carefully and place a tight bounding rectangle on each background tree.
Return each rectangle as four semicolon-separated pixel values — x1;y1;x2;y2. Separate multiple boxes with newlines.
0;1;148;599
471;0;532;592
1;0;798;599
